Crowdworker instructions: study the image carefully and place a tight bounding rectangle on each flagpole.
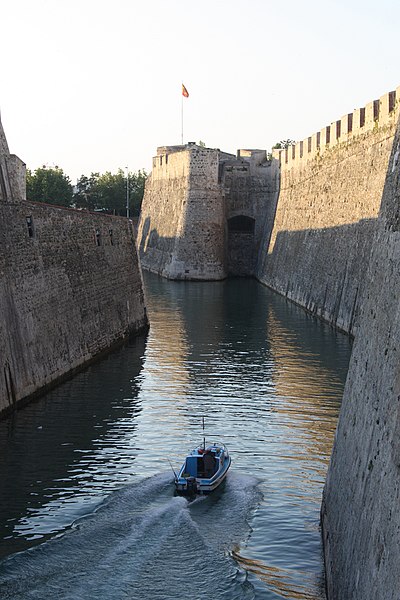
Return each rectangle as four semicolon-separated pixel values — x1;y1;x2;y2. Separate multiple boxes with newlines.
181;93;184;144
181;84;189;144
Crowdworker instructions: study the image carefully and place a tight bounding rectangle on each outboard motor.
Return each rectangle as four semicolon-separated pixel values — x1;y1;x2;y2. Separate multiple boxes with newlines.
186;476;197;496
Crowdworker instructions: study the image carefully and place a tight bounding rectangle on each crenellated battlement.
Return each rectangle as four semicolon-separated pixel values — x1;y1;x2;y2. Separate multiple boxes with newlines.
273;87;400;169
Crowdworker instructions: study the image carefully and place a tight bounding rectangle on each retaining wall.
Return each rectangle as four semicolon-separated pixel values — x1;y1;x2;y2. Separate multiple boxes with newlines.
0;119;147;417
321;116;400;600
257;88;400;336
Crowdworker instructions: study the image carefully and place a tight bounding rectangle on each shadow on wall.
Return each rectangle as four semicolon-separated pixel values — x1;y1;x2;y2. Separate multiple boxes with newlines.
138;217;176;257
258;217;378;336
139;215;261;279
138;217;178;277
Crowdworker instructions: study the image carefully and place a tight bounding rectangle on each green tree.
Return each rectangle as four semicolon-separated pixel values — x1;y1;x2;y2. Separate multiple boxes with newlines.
26;166;73;206
272;139;296;149
96;169;127;215
128;169;147;217
73;173;101;211
73;169;147;216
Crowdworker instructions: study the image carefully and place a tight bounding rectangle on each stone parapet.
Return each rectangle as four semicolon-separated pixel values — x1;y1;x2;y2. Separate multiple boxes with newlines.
273;87;400;169
260;85;400;336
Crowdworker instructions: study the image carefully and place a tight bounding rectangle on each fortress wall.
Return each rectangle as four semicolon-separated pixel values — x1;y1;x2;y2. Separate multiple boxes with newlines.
0;199;147;417
321;118;400;600
138;145;228;280
273;88;400;168
224;155;280;275
257;89;399;335
7;155;26;200
137;148;190;275
171;148;226;279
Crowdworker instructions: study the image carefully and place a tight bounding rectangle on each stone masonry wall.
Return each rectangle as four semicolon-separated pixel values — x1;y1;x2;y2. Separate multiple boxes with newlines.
170;146;227;279
0;117;147;417
138;145;228;280
256;88;400;336
0;201;147;417
137;146;190;277
321;115;400;600
223;150;280;276
138;145;278;280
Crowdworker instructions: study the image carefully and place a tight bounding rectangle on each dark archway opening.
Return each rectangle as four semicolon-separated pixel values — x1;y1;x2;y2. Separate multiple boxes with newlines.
228;215;255;233
227;215;256;276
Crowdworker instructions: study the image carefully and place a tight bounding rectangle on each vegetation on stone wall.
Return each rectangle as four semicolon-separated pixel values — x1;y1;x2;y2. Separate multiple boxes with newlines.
26;167;147;216
272;139;296;149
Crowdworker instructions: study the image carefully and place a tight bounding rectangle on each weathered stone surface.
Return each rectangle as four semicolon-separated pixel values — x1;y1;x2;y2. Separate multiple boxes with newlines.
321;118;400;600
138;144;279;280
257;90;400;336
0;117;147;417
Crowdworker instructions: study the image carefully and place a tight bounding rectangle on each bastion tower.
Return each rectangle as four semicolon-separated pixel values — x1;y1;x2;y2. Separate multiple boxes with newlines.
137;143;279;280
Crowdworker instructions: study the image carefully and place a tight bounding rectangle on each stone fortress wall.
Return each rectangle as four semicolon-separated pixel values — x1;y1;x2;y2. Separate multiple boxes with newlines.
258;87;400;599
257;88;400;336
138;85;400;599
221;149;279;276
0;118;148;418
138;145;226;280
321;112;400;600
137;143;279;280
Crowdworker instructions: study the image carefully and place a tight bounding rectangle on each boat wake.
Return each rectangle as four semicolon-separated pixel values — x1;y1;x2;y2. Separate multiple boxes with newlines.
0;471;261;600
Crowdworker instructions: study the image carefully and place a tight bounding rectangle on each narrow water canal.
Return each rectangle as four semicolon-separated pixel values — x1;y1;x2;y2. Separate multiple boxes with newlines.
0;274;351;599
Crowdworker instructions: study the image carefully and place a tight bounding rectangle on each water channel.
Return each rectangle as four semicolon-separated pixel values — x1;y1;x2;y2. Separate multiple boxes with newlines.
0;273;352;599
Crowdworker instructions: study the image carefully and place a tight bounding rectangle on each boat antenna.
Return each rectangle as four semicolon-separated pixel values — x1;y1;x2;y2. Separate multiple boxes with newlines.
203;416;205;451
167;459;178;482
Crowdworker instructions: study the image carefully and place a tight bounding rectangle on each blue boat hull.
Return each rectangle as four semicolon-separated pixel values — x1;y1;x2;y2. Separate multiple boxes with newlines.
175;443;231;496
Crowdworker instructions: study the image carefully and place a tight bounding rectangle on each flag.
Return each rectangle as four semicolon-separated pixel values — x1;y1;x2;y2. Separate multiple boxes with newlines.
182;83;189;98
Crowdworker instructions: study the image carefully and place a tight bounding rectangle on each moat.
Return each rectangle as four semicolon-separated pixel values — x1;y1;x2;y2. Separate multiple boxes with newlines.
0;273;351;599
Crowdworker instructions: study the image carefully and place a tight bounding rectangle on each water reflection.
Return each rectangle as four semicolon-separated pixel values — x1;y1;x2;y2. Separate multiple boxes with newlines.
0;274;352;599
0;335;146;558
233;549;318;600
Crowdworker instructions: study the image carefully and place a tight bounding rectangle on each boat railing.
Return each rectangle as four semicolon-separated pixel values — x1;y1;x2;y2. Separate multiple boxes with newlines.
191;441;229;455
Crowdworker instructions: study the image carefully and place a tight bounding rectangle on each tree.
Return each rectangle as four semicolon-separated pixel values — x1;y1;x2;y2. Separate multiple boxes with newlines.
272;139;296;149
73;169;147;216
73;173;101;211
26;167;73;206
128;170;147;217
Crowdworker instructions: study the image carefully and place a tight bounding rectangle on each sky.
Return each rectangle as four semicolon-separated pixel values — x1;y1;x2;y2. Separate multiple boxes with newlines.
1;0;399;182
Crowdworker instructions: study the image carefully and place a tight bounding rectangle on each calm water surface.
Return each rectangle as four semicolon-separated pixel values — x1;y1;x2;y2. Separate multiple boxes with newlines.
0;274;352;599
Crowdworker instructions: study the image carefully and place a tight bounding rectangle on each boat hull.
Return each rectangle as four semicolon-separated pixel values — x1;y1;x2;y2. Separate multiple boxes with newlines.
175;445;231;496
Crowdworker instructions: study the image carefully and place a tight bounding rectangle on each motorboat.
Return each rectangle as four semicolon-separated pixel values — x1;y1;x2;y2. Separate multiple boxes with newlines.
174;442;231;496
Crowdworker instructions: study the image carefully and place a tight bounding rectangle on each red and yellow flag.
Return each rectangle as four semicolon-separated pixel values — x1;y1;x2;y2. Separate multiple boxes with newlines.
182;83;189;98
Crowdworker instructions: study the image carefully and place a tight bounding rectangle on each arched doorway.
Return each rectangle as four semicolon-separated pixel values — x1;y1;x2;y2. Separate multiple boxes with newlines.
227;215;256;276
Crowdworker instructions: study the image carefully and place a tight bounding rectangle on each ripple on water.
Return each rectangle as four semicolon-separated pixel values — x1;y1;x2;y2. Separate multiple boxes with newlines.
0;472;261;600
0;275;352;599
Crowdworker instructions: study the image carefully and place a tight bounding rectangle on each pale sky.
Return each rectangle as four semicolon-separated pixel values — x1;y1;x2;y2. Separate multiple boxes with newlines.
1;0;399;182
